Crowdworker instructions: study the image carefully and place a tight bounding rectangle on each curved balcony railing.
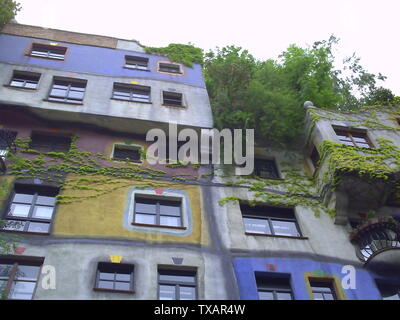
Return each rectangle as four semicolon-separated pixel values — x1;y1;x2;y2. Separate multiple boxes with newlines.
350;217;400;263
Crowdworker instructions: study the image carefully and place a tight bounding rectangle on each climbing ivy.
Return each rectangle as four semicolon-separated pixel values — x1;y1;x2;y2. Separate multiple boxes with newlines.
2;136;201;204
144;43;204;67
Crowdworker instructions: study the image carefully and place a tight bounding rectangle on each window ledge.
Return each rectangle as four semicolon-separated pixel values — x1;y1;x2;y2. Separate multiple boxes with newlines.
110;98;152;104
26;54;65;61
43;99;83;106
131;222;187;230
111;158;143;164
3;84;37;90
245;232;308;240
123;66;150;72
0;229;50;236
162;104;186;109
93;287;135;294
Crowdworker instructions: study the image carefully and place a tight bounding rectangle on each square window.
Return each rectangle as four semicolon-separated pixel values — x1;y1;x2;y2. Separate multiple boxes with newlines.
253;159;280;179
134;196;183;228
309;280;337;300
0;130;17;157
240;203;301;237
112;83;150;103
163;91;183;107
94;262;134;293
125;56;149;71
158;268;196;300
112;144;142;162
377;282;400;300
333;127;372;148
2;185;59;234
0;256;43;300
9;71;40;89
30;43;67;60
48;78;87;103
159;63;182;74
29;133;71;153
256;273;293;300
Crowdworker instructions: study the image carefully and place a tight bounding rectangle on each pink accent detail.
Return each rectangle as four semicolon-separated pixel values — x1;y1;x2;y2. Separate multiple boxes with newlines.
357;212;367;218
155;188;164;195
14;247;26;255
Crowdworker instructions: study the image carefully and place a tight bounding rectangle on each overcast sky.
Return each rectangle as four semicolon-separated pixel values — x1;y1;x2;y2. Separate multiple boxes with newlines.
14;0;399;94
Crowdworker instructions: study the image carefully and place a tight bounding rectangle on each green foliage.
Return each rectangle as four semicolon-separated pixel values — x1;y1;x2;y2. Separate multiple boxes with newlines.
204;36;393;148
0;0;20;28
144;43;204;67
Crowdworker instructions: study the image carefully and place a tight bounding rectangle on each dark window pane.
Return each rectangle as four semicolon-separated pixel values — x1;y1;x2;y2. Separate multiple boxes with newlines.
179;286;196;300
159;63;181;74
271;220;300;237
258;290;274;300
160;215;181;227
254;159;279;179
9;281;36;300
27;222;50;233
135;213;156;225
0;264;13;277
98;281;114;290
13;193;34;204
113;146;141;161
159;285;175;300
243;217;271;234
15;265;40;281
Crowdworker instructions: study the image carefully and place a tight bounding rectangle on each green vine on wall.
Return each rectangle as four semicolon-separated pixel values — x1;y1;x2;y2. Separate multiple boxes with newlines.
144;44;204;67
2;137;198;204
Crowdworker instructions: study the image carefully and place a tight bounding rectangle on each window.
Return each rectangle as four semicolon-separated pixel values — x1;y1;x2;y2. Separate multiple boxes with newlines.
309;280;337;300
29;133;71;153
133;196;183;228
94;262;134;293
240;203;302;237
159;63;182;74
112;83;151;103
112;144;142;162
48;78;87;104
30;43;67;60
310;145;320;170
9;71;40;89
0;130;17;157
2;185;59;234
0;256;43;300
256;273;293;300
333;127;372;148
158;268;197;300
377;283;400;300
253;159;280;179
125;56;149;71
163;91;183;107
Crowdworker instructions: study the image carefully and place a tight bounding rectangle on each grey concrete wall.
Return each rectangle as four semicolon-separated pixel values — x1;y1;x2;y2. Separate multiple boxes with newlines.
0;62;213;132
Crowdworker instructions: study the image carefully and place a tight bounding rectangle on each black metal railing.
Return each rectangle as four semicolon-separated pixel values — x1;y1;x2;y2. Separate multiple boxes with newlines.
350;217;400;262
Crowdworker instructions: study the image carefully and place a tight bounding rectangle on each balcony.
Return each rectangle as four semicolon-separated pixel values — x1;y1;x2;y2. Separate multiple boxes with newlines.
350;217;400;272
0;149;7;173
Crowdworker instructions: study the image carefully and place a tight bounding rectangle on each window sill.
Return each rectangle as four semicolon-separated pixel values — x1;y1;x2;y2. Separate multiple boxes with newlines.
43;99;83;106
123;66;150;72
0;229;50;236
245;232;308;240
110;98;152;104
158;71;183;76
93;287;135;294
111;158;143;164
26;54;65;61
131;222;187;230
162;104;186;109
3;84;38;90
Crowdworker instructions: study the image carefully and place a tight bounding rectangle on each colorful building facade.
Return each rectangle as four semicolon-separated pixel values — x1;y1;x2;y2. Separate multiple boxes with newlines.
0;23;399;300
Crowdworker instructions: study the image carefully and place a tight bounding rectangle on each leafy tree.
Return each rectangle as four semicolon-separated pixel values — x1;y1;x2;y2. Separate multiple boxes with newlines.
204;36;393;147
0;0;20;29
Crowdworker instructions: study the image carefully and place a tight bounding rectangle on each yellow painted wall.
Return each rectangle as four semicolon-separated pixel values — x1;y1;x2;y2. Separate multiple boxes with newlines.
53;175;209;245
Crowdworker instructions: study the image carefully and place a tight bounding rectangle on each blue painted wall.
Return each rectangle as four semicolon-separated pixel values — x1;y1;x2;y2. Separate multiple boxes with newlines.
0;34;205;88
233;257;400;300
